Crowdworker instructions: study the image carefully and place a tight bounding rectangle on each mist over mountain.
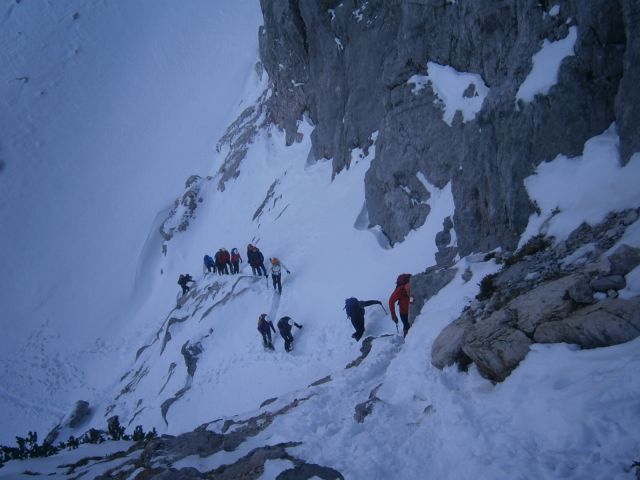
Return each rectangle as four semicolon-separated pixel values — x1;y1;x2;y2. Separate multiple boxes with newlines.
1;1;639;479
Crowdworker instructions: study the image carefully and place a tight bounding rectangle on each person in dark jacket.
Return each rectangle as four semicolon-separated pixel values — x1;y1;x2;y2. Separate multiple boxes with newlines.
177;274;194;295
257;313;276;350
344;297;382;341
215;249;230;275
247;244;268;277
277;316;302;352
230;248;242;274
203;255;215;273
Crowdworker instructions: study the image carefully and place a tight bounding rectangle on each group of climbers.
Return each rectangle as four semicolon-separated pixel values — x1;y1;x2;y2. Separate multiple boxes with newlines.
203;248;244;275
181;247;416;348
257;314;303;352
183;244;293;295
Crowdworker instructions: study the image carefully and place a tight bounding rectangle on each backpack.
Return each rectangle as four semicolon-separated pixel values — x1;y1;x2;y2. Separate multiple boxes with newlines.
277;316;291;330
178;274;184;285
396;273;411;287
344;297;362;318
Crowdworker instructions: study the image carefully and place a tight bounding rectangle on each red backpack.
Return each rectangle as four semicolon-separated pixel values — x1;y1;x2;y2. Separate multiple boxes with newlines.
396;273;411;287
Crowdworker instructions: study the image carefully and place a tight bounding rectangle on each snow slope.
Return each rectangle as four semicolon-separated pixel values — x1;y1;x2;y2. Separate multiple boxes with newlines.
0;0;263;443
53;79;640;477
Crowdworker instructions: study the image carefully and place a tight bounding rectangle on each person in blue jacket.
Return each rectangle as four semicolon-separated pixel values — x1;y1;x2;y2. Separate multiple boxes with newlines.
203;254;215;273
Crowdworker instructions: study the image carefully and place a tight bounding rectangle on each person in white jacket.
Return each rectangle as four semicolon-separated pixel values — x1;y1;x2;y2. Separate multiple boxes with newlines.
268;257;291;294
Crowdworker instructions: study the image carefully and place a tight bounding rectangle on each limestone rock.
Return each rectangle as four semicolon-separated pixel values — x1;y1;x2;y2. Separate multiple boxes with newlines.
67;400;91;428
534;296;640;347
590;275;627;292
160;176;206;251
409;267;457;325
44;400;91;444
431;310;474;369
616;0;640;164
508;274;580;335
354;384;382;423
462;311;532;382
566;276;595;304
607;244;640;276
259;0;635;256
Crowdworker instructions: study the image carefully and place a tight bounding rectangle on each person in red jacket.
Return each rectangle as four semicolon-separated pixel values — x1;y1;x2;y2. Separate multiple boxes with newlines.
230;248;243;274
389;273;413;337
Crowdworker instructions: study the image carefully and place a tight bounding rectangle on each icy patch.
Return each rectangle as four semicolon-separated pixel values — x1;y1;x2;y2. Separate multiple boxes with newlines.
260;459;296;479
409;62;489;126
619;266;640;299
520;126;640;246
543;5;560;18
408;75;429;94
516;26;577;106
610;219;640;299
352;3;366;22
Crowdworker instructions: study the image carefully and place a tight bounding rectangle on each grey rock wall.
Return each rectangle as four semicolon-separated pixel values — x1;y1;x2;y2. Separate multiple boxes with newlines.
431;210;640;382
259;0;637;254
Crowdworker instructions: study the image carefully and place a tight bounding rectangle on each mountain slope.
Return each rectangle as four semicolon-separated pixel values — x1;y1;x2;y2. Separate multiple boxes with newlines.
0;0;262;443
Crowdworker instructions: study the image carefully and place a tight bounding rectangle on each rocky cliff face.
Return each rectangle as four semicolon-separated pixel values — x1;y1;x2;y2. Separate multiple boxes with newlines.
259;0;638;255
431;208;640;381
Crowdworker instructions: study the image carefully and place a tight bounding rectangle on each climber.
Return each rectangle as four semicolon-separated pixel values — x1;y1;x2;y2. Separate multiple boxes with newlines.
230;248;243;274
277;316;303;352
215;248;230;275
203;254;215;273
269;257;291;294
257;313;276;350
247;244;268;277
344;297;383;341
177;274;194;296
220;248;231;274
389;273;413;337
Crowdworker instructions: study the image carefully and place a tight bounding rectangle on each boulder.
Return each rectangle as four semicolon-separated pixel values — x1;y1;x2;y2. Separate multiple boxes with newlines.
566;276;595;304
436;246;458;267
67;400;91;428
607;244;640;276
431;310;474;369
462;310;532;382
534;296;640;347
590;275;627;292
508;274;580;335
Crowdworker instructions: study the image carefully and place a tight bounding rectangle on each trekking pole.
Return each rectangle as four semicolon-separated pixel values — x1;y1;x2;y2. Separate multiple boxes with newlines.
395;322;399;334
377;303;388;315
